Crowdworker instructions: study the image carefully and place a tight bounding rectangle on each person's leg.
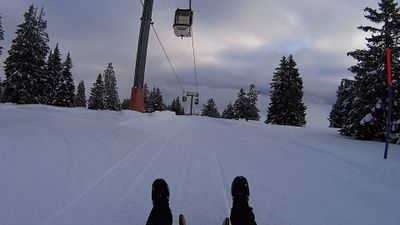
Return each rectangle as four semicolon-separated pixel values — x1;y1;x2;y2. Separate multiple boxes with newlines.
146;179;173;225
230;176;257;225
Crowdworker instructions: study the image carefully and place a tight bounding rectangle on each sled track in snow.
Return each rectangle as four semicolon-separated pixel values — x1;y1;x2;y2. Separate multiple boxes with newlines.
120;132;176;200
247;124;377;172
173;140;194;213
207;129;231;215
39;130;164;225
41;123;75;206
113;125;188;225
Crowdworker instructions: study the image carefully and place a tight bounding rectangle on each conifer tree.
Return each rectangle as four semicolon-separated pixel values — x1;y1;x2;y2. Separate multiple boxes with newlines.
147;86;166;112
0;76;3;102
231;85;260;121
88;74;105;110
266;57;287;125
60;53;75;107
175;97;184;115
0;13;4;55
47;44;63;105
233;88;247;120
201;98;220;118
103;63;121;111
121;99;130;110
2;5;49;104
329;79;356;128
232;85;261;121
341;0;400;142
246;84;261;121
144;84;150;112
169;96;184;115
266;55;307;126
168;98;176;111
75;80;86;107
222;102;235;119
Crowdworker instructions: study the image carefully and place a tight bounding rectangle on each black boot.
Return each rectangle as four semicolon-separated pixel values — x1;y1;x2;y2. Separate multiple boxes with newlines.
230;176;257;225
146;179;173;225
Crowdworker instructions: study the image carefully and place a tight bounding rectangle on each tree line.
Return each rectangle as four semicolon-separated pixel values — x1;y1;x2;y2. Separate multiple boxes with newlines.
124;55;307;127
0;5;75;105
87;63;121;111
0;5;308;127
121;84;185;115
207;54;306;127
203;84;261;121
0;5;122;111
329;0;400;144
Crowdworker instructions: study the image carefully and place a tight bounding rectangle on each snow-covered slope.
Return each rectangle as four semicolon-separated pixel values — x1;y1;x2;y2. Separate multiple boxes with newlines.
1;104;399;225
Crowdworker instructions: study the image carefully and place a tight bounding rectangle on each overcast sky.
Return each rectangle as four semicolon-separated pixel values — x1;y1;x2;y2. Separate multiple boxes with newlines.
0;0;381;126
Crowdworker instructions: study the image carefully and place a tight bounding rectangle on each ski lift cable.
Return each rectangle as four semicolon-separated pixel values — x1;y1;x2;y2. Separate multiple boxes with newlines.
191;27;199;92
151;23;186;93
138;0;186;93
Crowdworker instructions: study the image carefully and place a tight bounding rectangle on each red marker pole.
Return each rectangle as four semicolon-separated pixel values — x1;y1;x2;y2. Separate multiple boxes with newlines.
384;48;393;159
387;48;392;86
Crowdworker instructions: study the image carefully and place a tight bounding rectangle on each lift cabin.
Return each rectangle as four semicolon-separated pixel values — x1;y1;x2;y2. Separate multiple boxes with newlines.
173;8;193;38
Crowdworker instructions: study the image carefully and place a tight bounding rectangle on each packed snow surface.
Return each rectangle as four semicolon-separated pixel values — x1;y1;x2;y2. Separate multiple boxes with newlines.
1;104;399;225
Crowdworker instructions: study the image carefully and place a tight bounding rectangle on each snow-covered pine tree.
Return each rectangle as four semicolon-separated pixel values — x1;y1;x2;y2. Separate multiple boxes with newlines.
266;55;307;126
201;98;220;118
0;13;4;55
222;102;235;119
61;53;75;107
175;96;184;115
147;86;166;112
329;79;356;128
266;57;287;125
341;0;400;142
0;76;3;102
155;87;166;111
75;80;86;107
46;44;63;105
88;74;105;110
52;52;75;107
169;96;185;115
144;84;150;112
168;98;176;111
246;84;261;121
147;86;155;112
3;5;49;104
103;63;121;111
285;55;307;126
36;6;50;100
233;88;247;120
121;99;130;110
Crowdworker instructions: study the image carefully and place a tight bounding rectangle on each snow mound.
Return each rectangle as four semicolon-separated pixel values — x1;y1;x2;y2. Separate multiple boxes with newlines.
147;110;177;120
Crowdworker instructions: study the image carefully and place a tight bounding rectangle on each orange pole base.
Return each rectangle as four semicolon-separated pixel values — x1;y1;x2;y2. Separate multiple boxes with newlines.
130;87;144;112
